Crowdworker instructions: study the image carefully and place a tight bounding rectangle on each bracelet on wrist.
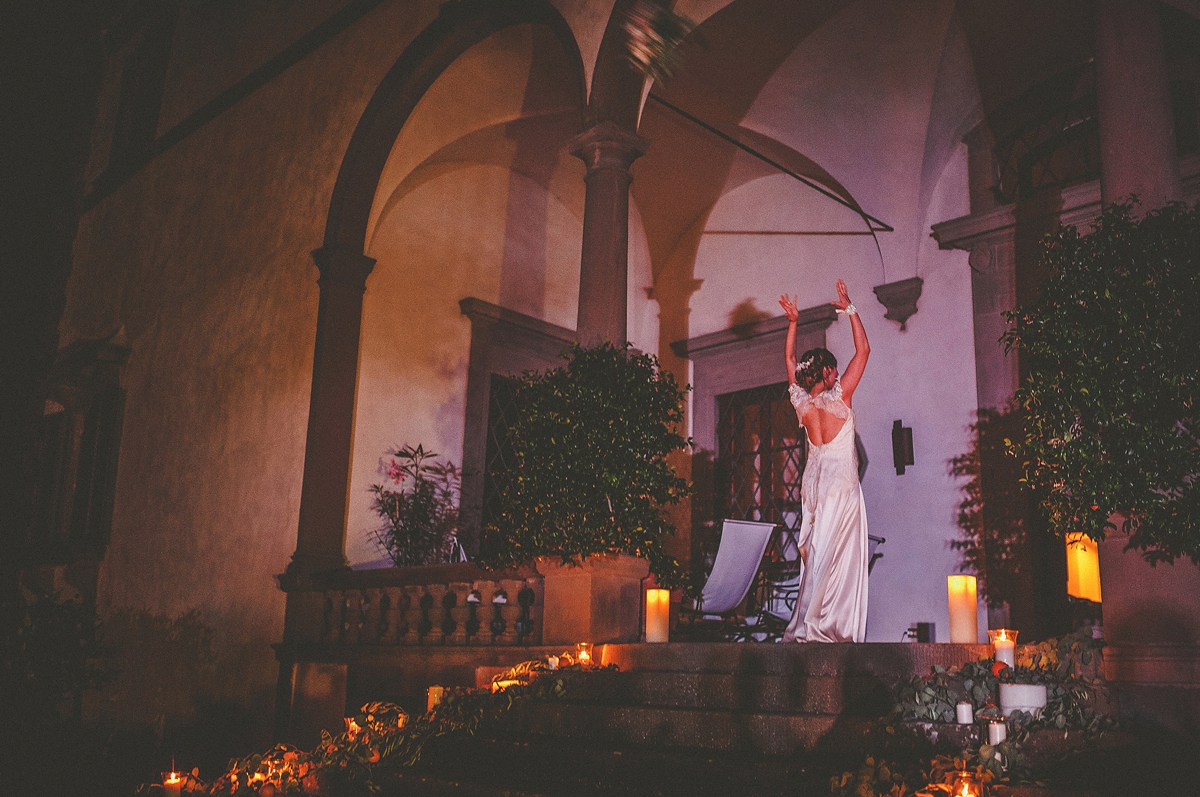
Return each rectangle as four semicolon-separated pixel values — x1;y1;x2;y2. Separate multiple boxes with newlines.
837;302;857;316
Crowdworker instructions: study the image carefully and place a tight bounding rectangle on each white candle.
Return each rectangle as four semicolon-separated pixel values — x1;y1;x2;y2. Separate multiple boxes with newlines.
426;685;444;712
988;720;1007;745
989;628;1017;667
955;701;974;724
947;575;978;643
546;655;558;670
645;588;670;643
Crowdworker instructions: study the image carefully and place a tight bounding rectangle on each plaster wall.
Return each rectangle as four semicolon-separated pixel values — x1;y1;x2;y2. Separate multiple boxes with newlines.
62;0;440;727
348;25;586;565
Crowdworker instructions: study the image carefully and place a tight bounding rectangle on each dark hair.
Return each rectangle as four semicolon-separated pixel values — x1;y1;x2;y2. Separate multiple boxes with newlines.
795;347;837;391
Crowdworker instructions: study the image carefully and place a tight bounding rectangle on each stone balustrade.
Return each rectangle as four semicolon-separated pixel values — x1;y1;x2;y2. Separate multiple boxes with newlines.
286;563;543;647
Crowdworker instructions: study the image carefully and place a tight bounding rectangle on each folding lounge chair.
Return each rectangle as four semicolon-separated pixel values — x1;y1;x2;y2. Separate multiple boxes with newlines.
679;518;777;641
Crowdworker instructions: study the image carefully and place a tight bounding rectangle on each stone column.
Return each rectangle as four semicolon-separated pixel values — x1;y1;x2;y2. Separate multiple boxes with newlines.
570;121;648;346
287;244;376;579
1094;0;1183;209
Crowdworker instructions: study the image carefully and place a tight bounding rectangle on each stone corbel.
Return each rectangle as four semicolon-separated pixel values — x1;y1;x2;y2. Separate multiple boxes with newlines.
872;277;924;331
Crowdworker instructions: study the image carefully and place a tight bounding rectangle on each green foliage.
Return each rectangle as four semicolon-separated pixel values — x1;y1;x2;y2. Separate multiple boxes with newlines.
895;661;998;724
370;444;461;567
948;407;1033;608
0;590;115;726
1002;200;1200;563
479;342;692;588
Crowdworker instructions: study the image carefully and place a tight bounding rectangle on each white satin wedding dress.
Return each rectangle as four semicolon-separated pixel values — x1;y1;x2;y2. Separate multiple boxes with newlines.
782;380;869;643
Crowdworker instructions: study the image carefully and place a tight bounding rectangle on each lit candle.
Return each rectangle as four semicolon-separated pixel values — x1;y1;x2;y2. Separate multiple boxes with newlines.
947;575;978;643
955;701;974;724
988;719;1007;745
950;771;982;797
426;685;444;712
645;588;670;643
546;655;559;670
162;771;182;797
575;642;593;665
988;628;1017;668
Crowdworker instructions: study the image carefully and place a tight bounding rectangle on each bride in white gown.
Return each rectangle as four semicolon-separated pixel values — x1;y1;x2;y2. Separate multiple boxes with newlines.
778;280;870;643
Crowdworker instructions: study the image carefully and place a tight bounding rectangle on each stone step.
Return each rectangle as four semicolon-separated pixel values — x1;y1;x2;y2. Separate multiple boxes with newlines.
599;642;991;680
510;700;877;755
552;668;894;716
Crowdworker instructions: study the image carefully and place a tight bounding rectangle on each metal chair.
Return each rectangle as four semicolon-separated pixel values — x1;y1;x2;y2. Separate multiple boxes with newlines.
678;518;777;641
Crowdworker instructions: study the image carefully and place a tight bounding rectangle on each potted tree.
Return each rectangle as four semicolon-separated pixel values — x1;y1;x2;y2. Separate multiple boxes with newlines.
479;342;691;644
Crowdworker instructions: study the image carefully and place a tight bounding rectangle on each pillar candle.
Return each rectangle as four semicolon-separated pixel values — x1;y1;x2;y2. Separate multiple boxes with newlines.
955;701;974;724
947;575;978;643
645;588;670;643
163;772;182;797
988;720;1007;745
546;655;559;670
988;628;1017;667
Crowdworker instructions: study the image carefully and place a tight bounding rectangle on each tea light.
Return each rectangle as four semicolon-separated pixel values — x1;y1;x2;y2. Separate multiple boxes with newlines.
947;575;978;643
426;685;444;712
988;628;1017;668
546;655;559;670
988;719;1007;745
645;588;670;643
575;642;593;665
955;700;974;724
162;771;182;797
950;770;983;797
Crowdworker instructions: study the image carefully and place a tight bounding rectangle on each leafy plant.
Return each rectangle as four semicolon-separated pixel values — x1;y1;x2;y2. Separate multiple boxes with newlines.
895;660;999;724
370;444;461;567
948;407;1034;608
1002;200;1200;563
479;342;692;588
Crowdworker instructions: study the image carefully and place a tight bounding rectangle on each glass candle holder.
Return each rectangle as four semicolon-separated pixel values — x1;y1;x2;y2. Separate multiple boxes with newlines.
988;628;1017;667
575;642;593;665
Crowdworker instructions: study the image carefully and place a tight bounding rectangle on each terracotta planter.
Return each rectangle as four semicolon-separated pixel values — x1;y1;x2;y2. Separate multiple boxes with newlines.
999;682;1047;718
535;553;650;645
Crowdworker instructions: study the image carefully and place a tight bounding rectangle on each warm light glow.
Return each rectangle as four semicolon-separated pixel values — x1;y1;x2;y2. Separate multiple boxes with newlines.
950;770;982;797
575;642;593;665
645;588;670;643
947;575;978;643
426;685;444;712
988;628;1017;667
1065;533;1103;603
162;771;182;797
490;678;522;693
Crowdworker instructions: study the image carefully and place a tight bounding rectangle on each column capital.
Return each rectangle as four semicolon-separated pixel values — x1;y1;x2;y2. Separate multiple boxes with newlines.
569;121;648;173
311;244;376;290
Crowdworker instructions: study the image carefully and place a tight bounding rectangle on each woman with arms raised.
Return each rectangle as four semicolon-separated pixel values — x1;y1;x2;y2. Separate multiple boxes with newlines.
778;280;870;643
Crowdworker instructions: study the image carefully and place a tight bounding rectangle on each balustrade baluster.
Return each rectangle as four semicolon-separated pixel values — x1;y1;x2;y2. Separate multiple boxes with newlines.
403;586;424;644
498;579;524;645
322;591;340;643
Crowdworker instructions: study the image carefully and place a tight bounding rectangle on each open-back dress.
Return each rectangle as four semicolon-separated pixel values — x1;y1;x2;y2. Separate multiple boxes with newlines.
782;380;869;643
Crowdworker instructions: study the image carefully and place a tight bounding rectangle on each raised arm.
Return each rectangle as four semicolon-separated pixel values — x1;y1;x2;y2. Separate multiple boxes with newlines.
779;294;799;385
831;280;869;399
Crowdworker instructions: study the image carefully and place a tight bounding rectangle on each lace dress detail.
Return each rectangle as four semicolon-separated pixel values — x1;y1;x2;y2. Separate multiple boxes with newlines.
788;380;850;420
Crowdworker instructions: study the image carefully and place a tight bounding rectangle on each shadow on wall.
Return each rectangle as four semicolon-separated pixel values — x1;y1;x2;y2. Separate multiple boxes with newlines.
85;609;278;783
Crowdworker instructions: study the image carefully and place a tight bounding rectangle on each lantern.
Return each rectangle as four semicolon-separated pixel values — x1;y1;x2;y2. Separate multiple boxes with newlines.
988;628;1017;667
947;575;978;643
1065;533;1102;603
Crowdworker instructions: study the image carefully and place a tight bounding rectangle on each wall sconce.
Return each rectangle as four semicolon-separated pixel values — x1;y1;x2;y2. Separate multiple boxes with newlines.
892;420;914;475
1065;533;1102;603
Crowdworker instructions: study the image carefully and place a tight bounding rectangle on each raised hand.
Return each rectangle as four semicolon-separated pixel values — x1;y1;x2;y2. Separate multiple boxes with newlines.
779;294;799;322
831;279;852;312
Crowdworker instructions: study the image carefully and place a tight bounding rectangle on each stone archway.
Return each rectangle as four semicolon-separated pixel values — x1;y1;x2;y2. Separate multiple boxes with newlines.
284;0;586;582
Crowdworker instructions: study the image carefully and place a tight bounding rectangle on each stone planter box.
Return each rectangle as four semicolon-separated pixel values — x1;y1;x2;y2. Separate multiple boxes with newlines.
999;682;1048;718
536;553;650;645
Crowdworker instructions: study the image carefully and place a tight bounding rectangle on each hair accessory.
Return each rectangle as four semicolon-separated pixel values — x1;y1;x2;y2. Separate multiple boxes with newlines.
798;355;815;370
836;302;857;316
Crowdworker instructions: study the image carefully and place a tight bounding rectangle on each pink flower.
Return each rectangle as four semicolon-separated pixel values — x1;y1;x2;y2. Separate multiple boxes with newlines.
388;461;406;485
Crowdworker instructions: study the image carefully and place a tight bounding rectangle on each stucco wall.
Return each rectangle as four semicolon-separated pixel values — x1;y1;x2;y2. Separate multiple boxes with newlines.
64;0;445;725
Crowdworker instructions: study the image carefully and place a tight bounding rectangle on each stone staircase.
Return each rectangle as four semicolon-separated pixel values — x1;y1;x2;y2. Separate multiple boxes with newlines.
508;642;991;755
